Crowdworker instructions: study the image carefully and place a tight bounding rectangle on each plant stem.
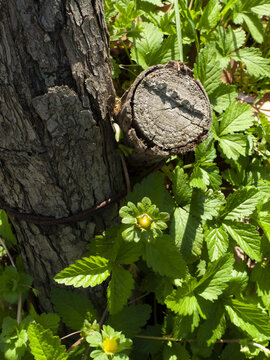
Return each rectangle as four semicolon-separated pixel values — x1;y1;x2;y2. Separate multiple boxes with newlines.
135;334;242;343
182;163;193;169
174;0;183;62
61;330;81;340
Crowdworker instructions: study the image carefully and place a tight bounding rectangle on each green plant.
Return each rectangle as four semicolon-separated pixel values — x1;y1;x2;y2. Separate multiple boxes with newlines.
1;0;270;359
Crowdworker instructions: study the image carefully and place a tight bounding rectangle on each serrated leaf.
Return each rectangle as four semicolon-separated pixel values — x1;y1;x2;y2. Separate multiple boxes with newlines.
114;240;142;265
197;302;226;345
256;201;270;242
221;187;261;220
225;298;270;339
195;255;234;301
223;221;262;261
198;0;221;32
251;3;270;16
171;207;203;263
172;166;192;206
209;83;238;113
218;133;248;160
107;304;151;337
194;46;223;96
215;26;246;56
231;47;270;79
165;280;199;316
107;266;134;314
130;22;163;69
242;13;264;44
143;235;187;278
51;288;96;331
205;226;229;261
28;322;68;360
185;189;225;221
218;102;254;136
54;256;111;288
124;172;174;214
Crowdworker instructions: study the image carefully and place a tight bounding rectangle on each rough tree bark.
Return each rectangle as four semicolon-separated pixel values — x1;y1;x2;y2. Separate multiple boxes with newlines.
0;0;125;311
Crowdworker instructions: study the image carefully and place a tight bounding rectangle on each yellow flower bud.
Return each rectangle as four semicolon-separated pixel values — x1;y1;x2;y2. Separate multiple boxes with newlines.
103;338;119;354
137;214;152;229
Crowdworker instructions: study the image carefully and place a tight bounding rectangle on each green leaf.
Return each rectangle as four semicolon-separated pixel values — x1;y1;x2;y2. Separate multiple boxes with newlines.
28;322;68;360
251;3;270;16
114;240;142;265
0;210;16;247
195;255;234;301
256;201;270;242
218;133;248;160
107;266;134;314
242;13;264;43
172;166;192;206
214;26;246;56
231;48;270;79
205;226;229;261
185;189;225;221
225;298;270;339
29;306;60;334
221;187;261;220
194;45;223;96
197;302;226;345
130;22;163;68
198;0;222;32
163;343;190;360
107;304;151;337
209;83;238;113
125;172;174;213
165;280;200;316
223;221;262;261
142;235;187;278
171;207;203;263
54;256;111;288
218;102;254;136
51;288;97;331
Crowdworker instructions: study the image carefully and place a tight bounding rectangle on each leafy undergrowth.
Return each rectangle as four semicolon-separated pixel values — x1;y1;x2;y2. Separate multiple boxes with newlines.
1;0;270;359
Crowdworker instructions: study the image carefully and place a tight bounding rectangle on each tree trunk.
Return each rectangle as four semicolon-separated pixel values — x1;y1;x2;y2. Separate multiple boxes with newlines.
0;0;125;311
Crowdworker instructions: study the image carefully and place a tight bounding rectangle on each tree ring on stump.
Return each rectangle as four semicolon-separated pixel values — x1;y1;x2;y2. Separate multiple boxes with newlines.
116;62;212;166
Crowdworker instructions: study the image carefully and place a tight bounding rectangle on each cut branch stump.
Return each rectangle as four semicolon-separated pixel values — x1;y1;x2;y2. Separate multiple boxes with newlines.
116;62;212;166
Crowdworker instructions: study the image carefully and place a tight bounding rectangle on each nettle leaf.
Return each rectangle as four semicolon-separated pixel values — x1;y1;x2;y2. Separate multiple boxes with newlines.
0;210;16;247
171;207;204;264
242;13;264;44
54;256;111;288
51;288;97;331
218;133;248;160
218;102;254;136
172;166;192;206
107;266;134;314
28;322;68;360
143;235;187;278
107;304;151;337
205;226;229;261
130;22;163;69
221;187;261;220
195;255;234;301
223;221;262;261
197;302;226;345
225;298;270;339
165;280;200;316
198;0;222;32
231;47;270;79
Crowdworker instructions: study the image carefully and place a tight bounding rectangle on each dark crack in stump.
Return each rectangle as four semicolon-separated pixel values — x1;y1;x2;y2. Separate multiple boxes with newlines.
116;62;212;167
